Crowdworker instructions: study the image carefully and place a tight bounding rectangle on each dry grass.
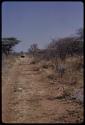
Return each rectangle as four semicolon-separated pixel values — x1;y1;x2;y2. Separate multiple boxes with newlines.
2;54;84;123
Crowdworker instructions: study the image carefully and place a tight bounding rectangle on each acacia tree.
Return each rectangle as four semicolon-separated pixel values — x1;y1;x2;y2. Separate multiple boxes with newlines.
2;37;21;55
47;28;83;58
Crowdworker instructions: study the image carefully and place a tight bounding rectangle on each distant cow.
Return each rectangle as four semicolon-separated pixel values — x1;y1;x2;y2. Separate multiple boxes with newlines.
21;55;25;58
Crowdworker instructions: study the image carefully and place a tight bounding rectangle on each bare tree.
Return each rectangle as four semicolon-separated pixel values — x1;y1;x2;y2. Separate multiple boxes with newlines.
28;43;39;56
47;28;83;59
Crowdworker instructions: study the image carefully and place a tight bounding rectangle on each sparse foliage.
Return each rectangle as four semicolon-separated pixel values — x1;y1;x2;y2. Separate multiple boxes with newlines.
47;28;83;59
28;43;39;56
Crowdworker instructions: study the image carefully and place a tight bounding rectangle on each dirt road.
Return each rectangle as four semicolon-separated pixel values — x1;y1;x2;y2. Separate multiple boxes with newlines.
2;56;84;123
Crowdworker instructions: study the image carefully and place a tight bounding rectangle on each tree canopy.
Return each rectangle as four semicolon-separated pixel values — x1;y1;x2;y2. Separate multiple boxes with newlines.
2;37;21;55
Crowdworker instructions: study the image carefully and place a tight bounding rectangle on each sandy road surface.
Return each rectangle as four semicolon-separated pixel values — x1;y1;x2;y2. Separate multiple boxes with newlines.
2;57;84;123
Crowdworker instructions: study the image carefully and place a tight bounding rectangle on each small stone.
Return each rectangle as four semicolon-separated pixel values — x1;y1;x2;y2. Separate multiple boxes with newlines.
18;87;23;91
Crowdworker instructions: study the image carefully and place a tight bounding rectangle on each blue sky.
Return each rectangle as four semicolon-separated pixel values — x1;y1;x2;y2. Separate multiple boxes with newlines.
2;2;83;52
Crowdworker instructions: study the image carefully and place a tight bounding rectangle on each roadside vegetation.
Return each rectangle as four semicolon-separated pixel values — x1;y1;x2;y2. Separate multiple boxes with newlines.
2;28;84;123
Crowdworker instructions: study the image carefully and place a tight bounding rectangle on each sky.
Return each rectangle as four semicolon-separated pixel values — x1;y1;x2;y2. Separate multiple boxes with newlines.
2;2;83;52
